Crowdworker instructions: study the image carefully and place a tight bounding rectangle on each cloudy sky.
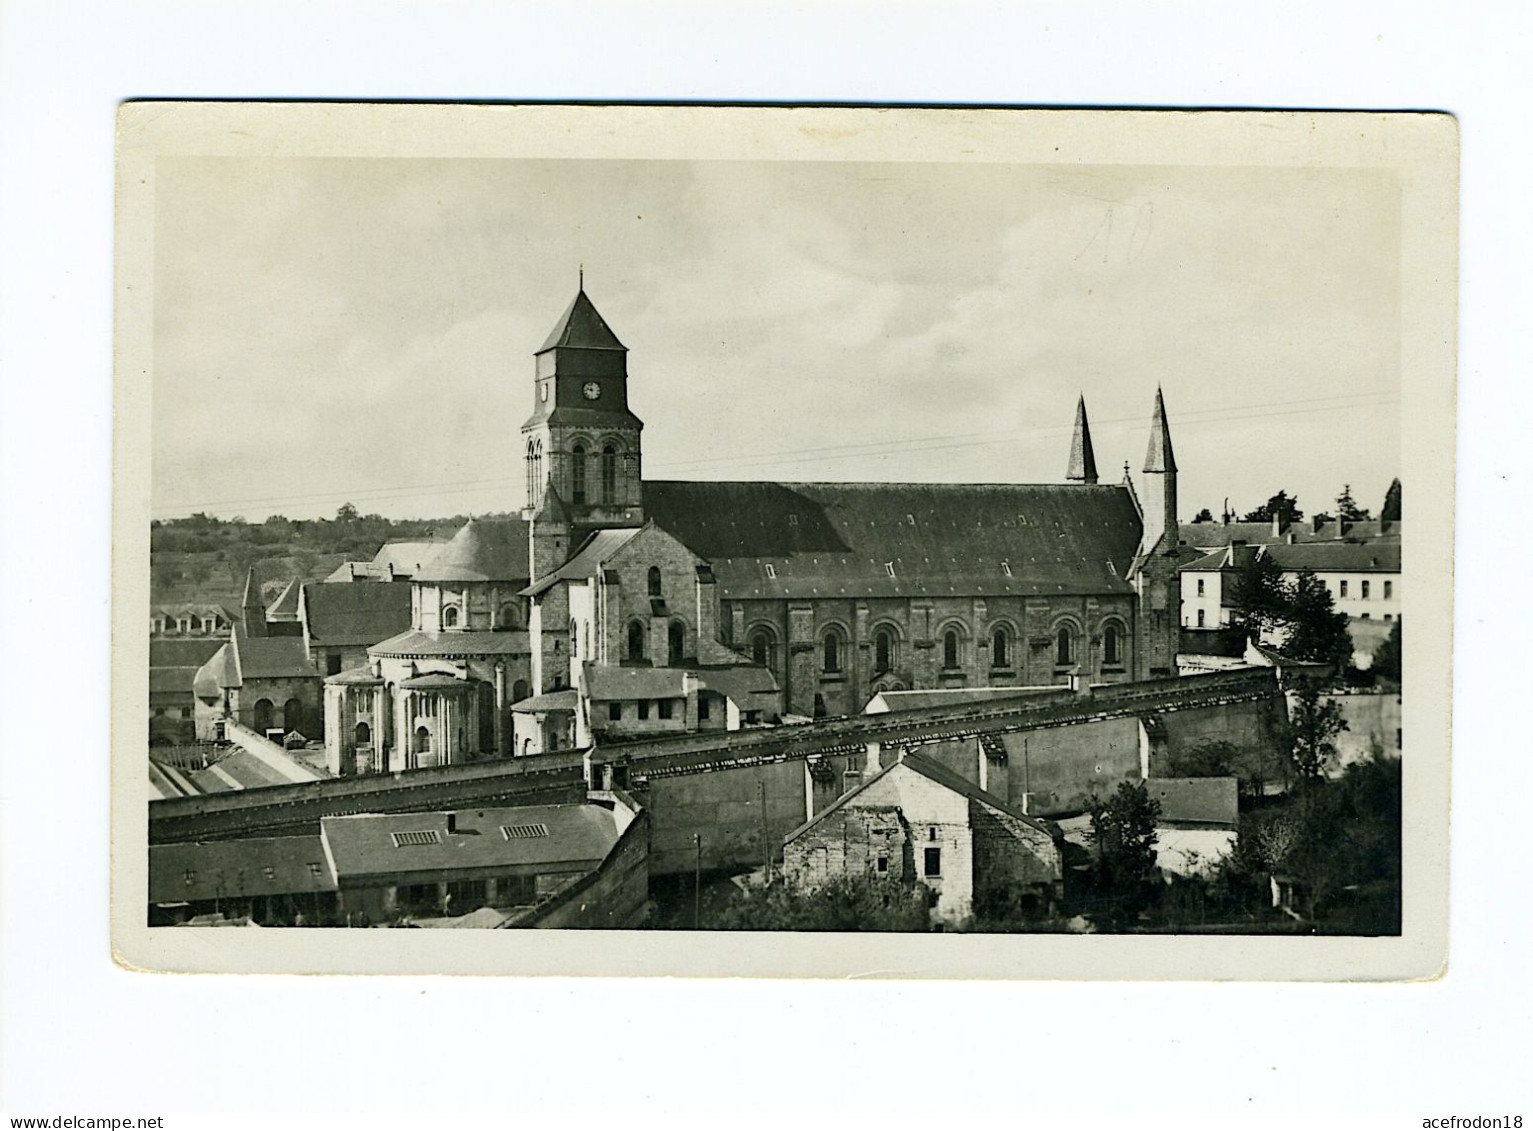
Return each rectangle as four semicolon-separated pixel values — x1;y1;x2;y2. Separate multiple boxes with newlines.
152;156;1400;522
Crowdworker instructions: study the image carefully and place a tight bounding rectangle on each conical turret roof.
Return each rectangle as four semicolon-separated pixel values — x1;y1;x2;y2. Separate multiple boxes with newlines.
1143;386;1178;474
413;517;530;583
1066;395;1099;483
538;288;626;352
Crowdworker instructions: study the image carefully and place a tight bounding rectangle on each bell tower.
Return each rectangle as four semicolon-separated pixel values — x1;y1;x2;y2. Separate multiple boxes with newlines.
520;283;645;530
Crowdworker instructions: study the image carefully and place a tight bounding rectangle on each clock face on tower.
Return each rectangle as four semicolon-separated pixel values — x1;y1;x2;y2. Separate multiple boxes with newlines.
582;381;602;401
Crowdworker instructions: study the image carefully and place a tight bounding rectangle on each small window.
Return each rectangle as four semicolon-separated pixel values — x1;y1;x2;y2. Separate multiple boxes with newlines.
307;863;323;879
1360;613;1370;620
1056;626;1073;666
1104;624;1122;665
626;621;646;661
1000;560;1012;578
1197;609;1206;628
822;633;841;674
638;700;651;721
1361;580;1371;600
608;702;622;721
182;870;197;886
884;562;896;579
923;847;941;877
1340;580;1349;598
876;853;889;874
327;653;343;676
443;605;460;628
648;567;662;597
262;866;276;881
1196;578;1205;597
788;514;799;526
875;629;893;673
658;699;674;720
764;563;776;580
699;696;710;721
750;630;772;667
991;626;1009;669
928;826;938;842
906;513;915;525
1384;614;1393;622
943;629;960;670
1384;581;1393;599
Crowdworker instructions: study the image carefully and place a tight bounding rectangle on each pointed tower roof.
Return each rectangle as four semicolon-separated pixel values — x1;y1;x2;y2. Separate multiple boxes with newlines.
1066;395;1100;484
413;517;531;584
538;288;626;353
1143;386;1178;474
240;566;267;637
533;482;572;526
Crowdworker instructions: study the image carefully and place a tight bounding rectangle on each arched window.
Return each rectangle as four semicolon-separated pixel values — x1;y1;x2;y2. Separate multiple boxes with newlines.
498;602;518;630
992;626;1010;669
601;443;618;503
571;441;588;504
1103;624;1122;665
648;566;662;597
1056;626;1074;666
823;631;842;674
668;620;685;666
414;726;431;754
569;618;580;657
626;620;646;662
354;720;371;747
511;679;530;703
875;628;894;673
526;440;536;502
750;629;773;668
442;605;460;629
283;698;303;733
943;629;960;670
478;681;496;752
253;698;274;733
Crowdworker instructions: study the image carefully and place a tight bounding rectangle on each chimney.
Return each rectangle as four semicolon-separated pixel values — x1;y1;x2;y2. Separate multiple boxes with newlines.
1271;513;1283;538
1334;518;1347;541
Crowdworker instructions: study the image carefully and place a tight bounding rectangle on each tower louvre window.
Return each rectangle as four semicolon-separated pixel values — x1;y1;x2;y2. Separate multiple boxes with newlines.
601;443;618;503
571;441;588;504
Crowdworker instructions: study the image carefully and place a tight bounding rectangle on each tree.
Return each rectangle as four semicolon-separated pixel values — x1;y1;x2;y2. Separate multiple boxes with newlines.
1240;490;1303;525
1227;549;1288;636
1282;569;1353;672
336;502;359;523
1089;781;1162;920
1372;620;1401;684
1288;681;1349;782
1191;507;1214;523
712;872;932;931
1381;477;1402;522
1335;484;1371;522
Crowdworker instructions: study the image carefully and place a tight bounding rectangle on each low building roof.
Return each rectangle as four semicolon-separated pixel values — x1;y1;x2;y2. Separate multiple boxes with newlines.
263;579;302;622
192;641;240;699
324;666;384;686
320;804;621;881
150;836;335;903
398;672;479;691
301;580;413;648
1145;777;1239;827
511;689;580;713
694;664;778;702
865;686;1062;713
234;627;319;680
369;628;528;658
582;664;690;701
1261;541;1401;574
151;638;227;668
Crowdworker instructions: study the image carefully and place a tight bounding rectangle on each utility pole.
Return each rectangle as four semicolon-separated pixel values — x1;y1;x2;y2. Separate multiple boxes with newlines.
759;777;770;885
692;833;702;930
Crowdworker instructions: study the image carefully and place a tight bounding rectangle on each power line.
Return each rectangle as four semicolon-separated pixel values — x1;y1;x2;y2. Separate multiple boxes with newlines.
151;388;1398;517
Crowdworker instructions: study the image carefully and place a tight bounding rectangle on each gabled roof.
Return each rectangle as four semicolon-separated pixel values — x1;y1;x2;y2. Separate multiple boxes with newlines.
369;628;529;658
151;638;227;669
192;641;240;700
537;289;626;353
264;579;301;622
233;624;319;680
865;686;1061;713
523;527;642;597
642;481;1140;600
372;535;455;577
300;580;412;648
412;519;531;584
511;689;580;713
583;663;690;701
785;750;1054;842
1179;522;1280;551
1144;777;1239;827
1260;541;1401;574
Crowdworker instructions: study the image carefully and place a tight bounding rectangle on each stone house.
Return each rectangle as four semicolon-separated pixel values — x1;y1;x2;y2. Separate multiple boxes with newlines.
782;750;1063;924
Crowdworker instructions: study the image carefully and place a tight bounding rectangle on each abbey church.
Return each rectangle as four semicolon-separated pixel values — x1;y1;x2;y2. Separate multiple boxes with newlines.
320;286;1185;773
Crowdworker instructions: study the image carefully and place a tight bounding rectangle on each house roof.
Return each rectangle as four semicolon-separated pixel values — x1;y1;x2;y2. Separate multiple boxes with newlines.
324;666;384;686
865;686;1062;713
1260;541;1401;574
263;579;301;622
511;689;580;713
785;750;1054;842
372;535;455;577
192;641;240;699
368;628;529;658
582;663;690;701
233;626;319;680
398;672;480;691
151;637;226;669
320;804;621;880
1180;519;1404;551
150;667;204;695
1144;777;1239;827
641;481;1141;600
150;836;335;903
300;580;412;648
694;664;778;702
412;519;532;584
537;288;627;353
523;527;642;597
154;604;233;622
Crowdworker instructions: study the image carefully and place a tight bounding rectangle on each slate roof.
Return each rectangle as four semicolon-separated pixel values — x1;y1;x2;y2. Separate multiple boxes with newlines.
234;626;320;680
369;629;529;658
1180;519;1404;551
264;579;301;622
151;638;229;668
537;289;627;352
641;481;1141;600
786;750;1055;842
583;664;690;701
320;804;620;881
150;836;335;903
511;689;580;713
1144;777;1239;827
1144;388;1178;473
300;580;412;648
372;535;455;577
694;664;778;702
324;666;384;686
866;686;1063;712
1179;522;1280;551
192;642;240;699
413;519;532;584
398;672;479;691
523;528;641;597
1066;395;1099;482
1260;542;1400;574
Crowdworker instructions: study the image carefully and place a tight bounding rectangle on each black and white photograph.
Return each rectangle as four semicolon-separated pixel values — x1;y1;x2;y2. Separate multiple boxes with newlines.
111;103;1454;979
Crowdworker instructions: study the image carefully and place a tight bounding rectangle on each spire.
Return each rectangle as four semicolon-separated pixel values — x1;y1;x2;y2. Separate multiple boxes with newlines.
240;566;267;638
538;288;625;352
1066;395;1099;484
1144;386;1178;474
